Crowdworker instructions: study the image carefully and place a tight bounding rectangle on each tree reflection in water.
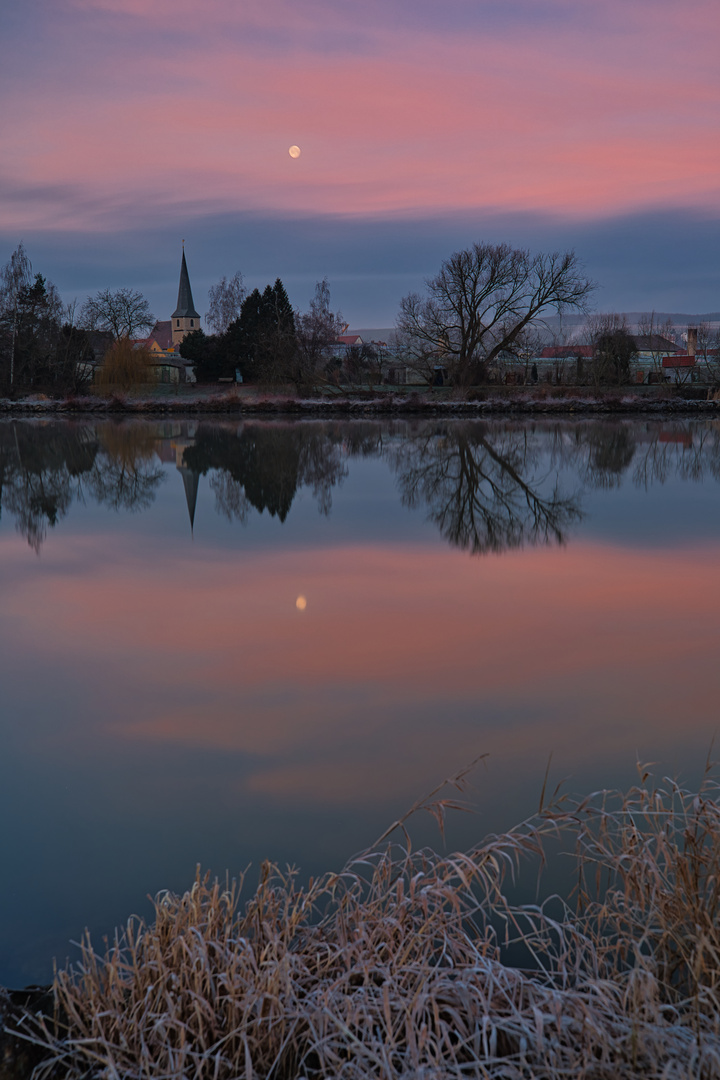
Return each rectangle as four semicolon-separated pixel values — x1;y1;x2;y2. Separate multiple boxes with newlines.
87;424;165;513
0;422;96;552
388;422;583;554
545;419;720;492
631;422;720;488
181;423;348;522
2;417;720;554
0;420;164;552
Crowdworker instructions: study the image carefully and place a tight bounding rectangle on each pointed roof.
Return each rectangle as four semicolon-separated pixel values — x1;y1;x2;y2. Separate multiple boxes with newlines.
172;250;200;319
147;320;173;349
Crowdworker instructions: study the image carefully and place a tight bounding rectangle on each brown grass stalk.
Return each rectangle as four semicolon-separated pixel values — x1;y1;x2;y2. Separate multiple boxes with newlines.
12;762;720;1078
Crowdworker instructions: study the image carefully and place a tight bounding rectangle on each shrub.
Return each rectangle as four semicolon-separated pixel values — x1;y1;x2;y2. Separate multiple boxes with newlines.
96;338;156;393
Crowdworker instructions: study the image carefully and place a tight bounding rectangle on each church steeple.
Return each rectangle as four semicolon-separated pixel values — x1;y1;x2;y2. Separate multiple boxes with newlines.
171;246;200;346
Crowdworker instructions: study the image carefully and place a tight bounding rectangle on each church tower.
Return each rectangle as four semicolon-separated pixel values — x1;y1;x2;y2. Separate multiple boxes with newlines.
171;247;201;347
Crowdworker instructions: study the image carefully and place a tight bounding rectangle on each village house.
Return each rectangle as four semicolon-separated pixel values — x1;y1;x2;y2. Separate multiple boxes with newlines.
537;334;685;385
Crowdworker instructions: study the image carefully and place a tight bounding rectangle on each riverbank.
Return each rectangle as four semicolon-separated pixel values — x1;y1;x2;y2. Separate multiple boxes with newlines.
0;384;718;416
3;769;720;1079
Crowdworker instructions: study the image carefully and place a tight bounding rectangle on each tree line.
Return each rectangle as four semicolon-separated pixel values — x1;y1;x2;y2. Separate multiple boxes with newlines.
179;276;389;388
3;237;718;395
0;244;97;395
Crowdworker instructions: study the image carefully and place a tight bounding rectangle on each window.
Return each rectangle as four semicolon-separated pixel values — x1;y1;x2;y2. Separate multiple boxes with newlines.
190;319;194;327
176;319;180;327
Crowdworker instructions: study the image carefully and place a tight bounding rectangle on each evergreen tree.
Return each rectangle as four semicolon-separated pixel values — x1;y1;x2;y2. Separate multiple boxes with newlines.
0;273;64;391
226;288;264;382
0;248;96;394
179;328;235;382
226;280;297;384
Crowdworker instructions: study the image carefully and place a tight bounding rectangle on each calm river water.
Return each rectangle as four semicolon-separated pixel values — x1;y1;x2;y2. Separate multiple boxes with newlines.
1;415;719;987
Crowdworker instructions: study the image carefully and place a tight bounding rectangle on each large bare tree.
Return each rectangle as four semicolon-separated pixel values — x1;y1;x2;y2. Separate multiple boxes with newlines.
397;242;595;384
80;287;155;341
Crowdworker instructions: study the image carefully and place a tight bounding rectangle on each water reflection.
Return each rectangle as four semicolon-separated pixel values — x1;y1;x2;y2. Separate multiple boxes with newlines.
182;423;347;523
1;417;719;554
389;423;582;553
3;414;720;988
546;419;720;491
0;422;164;551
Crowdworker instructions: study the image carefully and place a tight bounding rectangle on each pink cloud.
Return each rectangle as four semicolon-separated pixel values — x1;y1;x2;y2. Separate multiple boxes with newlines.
2;1;719;230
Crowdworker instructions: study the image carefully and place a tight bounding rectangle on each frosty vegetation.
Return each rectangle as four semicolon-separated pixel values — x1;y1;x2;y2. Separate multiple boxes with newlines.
12;762;720;1079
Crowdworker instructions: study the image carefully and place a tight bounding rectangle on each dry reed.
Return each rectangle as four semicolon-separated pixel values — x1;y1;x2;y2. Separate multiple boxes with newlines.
16;761;720;1079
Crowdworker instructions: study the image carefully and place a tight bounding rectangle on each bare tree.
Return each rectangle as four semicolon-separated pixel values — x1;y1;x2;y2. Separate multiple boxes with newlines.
511;325;544;385
206;272;245;334
79;288;155;341
0;243;33;385
293;279;345;387
540;314;588;385
583;313;637;386
397;243;595;386
696;321;720;383
637;311;677;382
343;342;381;387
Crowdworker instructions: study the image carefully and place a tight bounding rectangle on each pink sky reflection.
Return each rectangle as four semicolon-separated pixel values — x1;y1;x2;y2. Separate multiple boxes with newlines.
2;535;719;807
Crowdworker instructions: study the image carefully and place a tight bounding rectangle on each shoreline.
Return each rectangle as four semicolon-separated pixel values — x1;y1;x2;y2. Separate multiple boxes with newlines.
0;387;718;416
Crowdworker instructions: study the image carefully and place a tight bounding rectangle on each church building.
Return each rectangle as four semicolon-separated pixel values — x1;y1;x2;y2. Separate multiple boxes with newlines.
171;248;201;346
141;248;201;383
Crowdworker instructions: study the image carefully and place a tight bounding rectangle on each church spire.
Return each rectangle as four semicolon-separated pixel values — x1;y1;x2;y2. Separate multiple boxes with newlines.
171;247;200;346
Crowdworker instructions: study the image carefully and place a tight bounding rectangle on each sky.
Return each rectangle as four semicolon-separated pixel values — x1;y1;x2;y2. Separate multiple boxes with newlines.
1;0;719;325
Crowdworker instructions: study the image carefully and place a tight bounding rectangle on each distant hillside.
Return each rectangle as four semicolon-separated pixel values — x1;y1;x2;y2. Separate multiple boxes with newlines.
542;312;720;330
349;327;397;342
350;313;720;344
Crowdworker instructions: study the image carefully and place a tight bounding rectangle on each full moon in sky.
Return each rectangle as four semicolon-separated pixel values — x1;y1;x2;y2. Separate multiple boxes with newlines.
288;145;301;159
296;595;307;611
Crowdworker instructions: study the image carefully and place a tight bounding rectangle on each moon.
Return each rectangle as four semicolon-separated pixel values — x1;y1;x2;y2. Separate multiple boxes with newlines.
288;145;301;159
296;595;307;611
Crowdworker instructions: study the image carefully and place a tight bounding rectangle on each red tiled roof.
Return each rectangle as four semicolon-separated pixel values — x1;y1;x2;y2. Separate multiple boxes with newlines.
540;345;593;359
662;355;695;368
336;335;363;345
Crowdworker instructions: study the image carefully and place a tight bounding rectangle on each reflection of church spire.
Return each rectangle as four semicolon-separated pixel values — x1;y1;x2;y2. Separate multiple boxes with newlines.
178;465;199;533
171;436;200;534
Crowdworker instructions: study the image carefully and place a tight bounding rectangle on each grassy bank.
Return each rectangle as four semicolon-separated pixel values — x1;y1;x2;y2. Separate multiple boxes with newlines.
8;765;720;1078
0;385;719;416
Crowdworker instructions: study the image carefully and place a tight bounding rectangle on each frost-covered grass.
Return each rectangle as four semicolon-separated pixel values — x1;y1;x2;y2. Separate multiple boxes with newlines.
15;762;720;1079
0;385;715;416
